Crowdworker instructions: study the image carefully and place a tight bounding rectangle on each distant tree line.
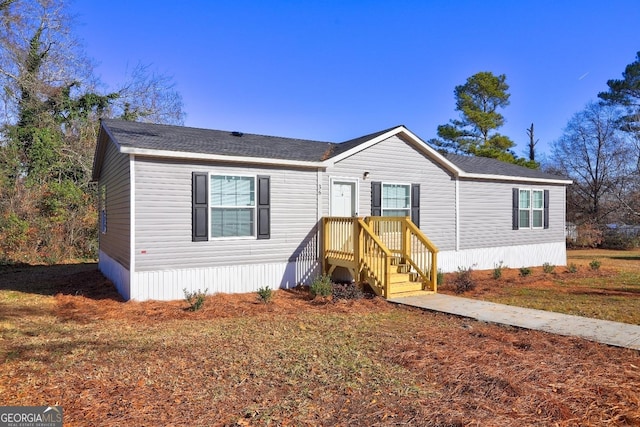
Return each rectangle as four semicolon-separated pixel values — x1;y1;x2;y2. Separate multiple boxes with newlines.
0;0;185;263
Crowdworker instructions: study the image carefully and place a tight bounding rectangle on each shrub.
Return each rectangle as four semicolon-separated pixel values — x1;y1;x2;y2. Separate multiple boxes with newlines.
519;267;532;277
492;261;505;279
601;228;640;250
331;282;363;300
542;263;555;274
256;286;273;304
573;222;603;248
310;274;333;298
589;259;601;271
183;288;208;311
453;267;475;294
437;269;444;286
567;263;578;273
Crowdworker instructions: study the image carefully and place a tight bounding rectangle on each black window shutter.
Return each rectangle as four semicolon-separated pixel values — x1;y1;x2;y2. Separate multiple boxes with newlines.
192;172;208;241
411;183;420;227
544;189;550;229
257;175;270;239
371;181;382;216
512;188;519;230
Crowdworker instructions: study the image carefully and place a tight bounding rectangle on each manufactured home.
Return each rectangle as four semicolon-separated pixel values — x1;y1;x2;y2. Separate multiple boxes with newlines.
92;119;571;301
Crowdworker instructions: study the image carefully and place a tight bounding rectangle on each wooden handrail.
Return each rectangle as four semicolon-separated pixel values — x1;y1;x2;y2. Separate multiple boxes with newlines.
357;219;393;297
364;216;439;292
403;218;439;291
323;216;438;296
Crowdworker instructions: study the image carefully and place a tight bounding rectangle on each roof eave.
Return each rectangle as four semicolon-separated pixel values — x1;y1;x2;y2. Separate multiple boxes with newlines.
120;147;325;169
458;172;573;185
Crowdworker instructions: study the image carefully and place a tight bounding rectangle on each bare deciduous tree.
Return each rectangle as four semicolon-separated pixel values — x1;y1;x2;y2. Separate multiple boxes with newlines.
551;102;632;224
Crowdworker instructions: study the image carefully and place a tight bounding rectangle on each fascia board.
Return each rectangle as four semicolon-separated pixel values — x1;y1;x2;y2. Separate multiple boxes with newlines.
119;147;325;169
458;173;573;185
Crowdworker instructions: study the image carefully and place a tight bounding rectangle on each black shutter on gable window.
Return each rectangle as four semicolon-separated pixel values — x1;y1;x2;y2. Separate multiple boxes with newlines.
192;172;208;242
371;181;382;216
544;189;550;229
411;183;420;227
512;188;519;230
256;175;270;239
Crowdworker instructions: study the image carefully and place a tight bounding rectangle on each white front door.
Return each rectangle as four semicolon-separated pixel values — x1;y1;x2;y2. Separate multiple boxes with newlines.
331;180;357;217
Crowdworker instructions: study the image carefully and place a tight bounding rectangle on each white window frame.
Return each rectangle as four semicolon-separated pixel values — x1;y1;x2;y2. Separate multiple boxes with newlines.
382;182;411;217
531;189;544;229
209;173;257;240
519;188;544;230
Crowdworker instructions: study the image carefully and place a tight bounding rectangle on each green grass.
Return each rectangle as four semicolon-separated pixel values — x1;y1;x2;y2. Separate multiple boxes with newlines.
480;249;640;324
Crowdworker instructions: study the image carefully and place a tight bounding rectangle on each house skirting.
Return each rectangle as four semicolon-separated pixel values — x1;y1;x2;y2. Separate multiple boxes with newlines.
130;261;320;301
438;241;567;272
98;253;320;301
98;250;131;301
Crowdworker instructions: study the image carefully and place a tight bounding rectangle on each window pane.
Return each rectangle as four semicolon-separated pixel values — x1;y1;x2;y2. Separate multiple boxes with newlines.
532;190;543;209
519;190;530;209
532;210;543;228
211;208;254;237
211;175;255;207
383;184;410;211
383;209;410;217
519;209;530;228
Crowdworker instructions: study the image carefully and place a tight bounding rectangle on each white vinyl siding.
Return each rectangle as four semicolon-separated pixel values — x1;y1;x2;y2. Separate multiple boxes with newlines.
100;184;107;234
97;140;131;269
210;175;255;238
325;135;457;251
459;180;565;250
133;158;319;275
382;183;410;217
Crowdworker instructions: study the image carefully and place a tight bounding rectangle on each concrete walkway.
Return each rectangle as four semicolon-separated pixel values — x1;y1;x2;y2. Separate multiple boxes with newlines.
389;293;640;350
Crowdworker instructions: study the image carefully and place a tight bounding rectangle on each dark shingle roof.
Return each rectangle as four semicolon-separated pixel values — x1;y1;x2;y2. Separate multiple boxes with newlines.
443;152;567;181
101;119;334;162
99;119;569;182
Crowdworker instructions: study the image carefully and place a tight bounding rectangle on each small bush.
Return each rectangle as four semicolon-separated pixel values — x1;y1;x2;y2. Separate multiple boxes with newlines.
519;267;532;277
437;269;444;286
542;263;555;274
453;267;475;294
256;286;273;304
184;288;208;311
310;274;333;298
573;222;603;248
492;261;505;279
331;282;363;300
601;228;640;250
567;263;578;273
589;259;601;271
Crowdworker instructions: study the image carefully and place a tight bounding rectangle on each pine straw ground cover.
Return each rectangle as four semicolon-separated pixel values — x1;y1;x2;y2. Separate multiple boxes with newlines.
0;261;639;426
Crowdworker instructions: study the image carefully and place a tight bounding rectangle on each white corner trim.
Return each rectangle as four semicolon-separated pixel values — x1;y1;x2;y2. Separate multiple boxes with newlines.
455;177;460;251
129;154;136;291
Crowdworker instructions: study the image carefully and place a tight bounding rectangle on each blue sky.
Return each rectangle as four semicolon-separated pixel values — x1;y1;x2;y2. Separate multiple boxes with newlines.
73;1;639;159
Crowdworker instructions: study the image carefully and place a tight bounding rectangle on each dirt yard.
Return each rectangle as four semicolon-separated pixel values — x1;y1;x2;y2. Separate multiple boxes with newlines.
1;253;639;426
